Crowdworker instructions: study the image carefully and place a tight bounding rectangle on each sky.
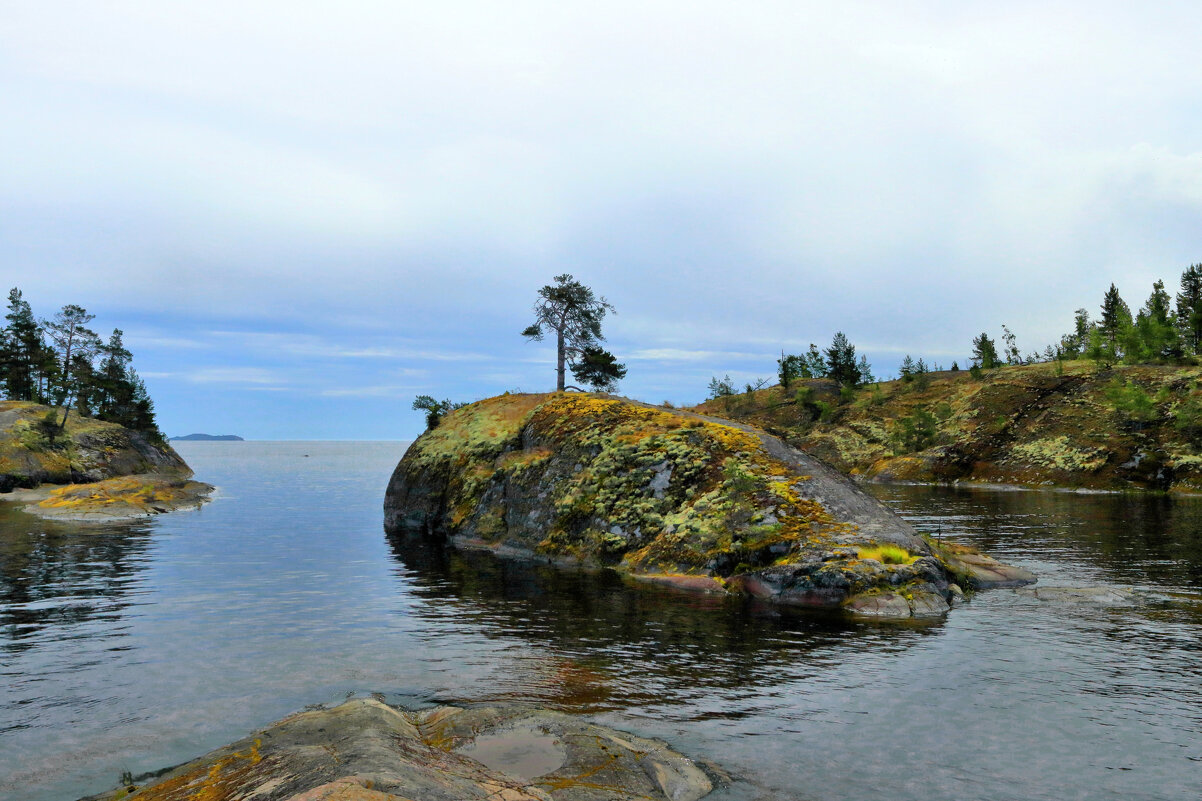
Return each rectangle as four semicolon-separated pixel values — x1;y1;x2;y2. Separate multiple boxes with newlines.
2;1;1201;439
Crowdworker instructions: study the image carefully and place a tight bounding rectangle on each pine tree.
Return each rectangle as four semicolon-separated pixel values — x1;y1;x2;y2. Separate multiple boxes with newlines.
856;354;874;384
803;344;827;378
43;304;100;427
1176;264;1202;355
522;274;616;392
777;351;804;389
570;345;627;392
1133;279;1181;362
2;288;44;401
824;332;861;387
972;332;1000;369
1100;283;1132;347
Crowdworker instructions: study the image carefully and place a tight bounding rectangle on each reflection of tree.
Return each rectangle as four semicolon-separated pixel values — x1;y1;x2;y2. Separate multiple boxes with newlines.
385;533;940;713
0;515;154;655
868;484;1202;588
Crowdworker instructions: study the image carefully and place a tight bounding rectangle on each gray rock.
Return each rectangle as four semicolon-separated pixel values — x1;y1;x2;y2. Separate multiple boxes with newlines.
1016;586;1146;607
81;698;714;801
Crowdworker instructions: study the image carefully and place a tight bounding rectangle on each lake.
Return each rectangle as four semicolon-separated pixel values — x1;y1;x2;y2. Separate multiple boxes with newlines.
2;441;1201;800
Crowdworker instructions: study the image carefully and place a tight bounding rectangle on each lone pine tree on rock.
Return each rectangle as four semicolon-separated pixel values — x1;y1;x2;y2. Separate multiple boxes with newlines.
522;274;626;392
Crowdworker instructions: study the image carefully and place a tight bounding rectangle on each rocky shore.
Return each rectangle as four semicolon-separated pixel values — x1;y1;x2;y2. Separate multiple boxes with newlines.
384;392;1033;620
0;400;211;520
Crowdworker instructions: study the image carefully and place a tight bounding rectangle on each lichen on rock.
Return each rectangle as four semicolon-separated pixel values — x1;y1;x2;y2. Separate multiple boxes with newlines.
0;400;210;519
385;393;1033;619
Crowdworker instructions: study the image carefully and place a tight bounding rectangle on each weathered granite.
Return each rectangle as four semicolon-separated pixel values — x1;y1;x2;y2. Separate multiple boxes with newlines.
81;698;716;801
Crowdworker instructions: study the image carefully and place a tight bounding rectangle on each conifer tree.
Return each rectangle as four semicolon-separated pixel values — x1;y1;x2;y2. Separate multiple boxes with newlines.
824;332;861;387
1176;264;1202;355
43;304;100;427
856;354;874;384
2;288;45;401
522;274;617;392
803;344;827;378
971;332;1000;369
1100;283;1132;348
1133;279;1181;362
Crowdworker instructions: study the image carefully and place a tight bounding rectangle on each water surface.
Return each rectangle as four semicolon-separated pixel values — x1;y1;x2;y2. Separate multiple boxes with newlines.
2;442;1201;800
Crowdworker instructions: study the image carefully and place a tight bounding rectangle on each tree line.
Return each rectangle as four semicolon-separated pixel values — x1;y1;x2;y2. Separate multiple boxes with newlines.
967;266;1202;371
0;288;161;438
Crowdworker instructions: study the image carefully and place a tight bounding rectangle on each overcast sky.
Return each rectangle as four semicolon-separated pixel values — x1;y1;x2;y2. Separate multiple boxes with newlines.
3;1;1201;439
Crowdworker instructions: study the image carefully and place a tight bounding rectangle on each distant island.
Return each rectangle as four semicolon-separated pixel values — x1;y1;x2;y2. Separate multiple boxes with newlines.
171;433;245;441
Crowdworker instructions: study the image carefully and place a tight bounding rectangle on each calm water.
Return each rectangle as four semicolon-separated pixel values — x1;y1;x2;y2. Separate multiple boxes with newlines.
2;442;1202;801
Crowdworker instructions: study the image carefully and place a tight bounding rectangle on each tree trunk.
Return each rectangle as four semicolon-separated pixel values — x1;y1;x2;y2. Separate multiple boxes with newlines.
556;329;566;391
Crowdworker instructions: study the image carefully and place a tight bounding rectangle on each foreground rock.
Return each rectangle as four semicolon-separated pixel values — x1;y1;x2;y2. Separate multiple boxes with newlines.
384;393;1033;619
0;401;209;519
83;698;716;801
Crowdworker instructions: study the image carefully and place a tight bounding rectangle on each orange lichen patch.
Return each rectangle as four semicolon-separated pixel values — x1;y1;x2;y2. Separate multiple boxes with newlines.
127;739;262;801
38;475;176;511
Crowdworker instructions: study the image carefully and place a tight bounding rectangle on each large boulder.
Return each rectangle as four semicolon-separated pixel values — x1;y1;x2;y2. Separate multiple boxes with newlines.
82;698;717;801
385;394;1032;619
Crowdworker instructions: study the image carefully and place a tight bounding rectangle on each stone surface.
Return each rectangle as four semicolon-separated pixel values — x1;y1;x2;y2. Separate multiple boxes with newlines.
0;401;208;520
384;393;1034;619
935;546;1038;589
1016;585;1147;607
81;699;715;801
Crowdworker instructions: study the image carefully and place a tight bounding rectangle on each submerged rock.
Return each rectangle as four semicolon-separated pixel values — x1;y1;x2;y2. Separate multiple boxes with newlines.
384;393;1034;619
1015;585;1149;607
82;698;715;801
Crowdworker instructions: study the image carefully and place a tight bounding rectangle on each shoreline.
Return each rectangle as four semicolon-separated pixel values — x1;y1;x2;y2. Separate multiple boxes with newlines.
0;474;214;522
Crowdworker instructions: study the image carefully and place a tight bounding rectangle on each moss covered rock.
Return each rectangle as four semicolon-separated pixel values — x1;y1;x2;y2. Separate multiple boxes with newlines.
695;362;1202;492
0;400;208;519
384;393;1026;619
0;400;189;491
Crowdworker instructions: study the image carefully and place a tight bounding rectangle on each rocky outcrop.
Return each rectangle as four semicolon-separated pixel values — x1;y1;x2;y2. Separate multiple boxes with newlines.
82;698;717;801
0;400;209;519
384;393;1033;619
694;362;1202;493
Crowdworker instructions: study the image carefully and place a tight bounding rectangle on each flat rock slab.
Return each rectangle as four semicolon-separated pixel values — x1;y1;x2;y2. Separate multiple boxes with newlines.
1016;586;1148;607
82;699;714;801
938;548;1037;589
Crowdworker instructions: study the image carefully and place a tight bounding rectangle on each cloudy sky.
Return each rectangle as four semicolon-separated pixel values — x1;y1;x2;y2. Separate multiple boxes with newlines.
3;1;1200;439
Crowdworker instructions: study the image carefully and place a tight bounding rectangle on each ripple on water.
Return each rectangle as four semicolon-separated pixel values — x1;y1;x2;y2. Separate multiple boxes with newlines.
2;445;1202;800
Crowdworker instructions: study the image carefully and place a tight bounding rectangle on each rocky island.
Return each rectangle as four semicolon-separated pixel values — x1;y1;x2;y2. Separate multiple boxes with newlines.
0;400;211;520
170;433;245;441
384;392;1032;619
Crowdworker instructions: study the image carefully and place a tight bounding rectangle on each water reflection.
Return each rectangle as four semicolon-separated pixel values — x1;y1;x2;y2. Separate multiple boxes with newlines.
868;484;1202;589
0;509;154;658
386;534;942;714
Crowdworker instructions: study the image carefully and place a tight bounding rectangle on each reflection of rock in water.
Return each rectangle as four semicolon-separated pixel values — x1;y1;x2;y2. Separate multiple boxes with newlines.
385;535;942;711
83;698;716;801
0;514;154;654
